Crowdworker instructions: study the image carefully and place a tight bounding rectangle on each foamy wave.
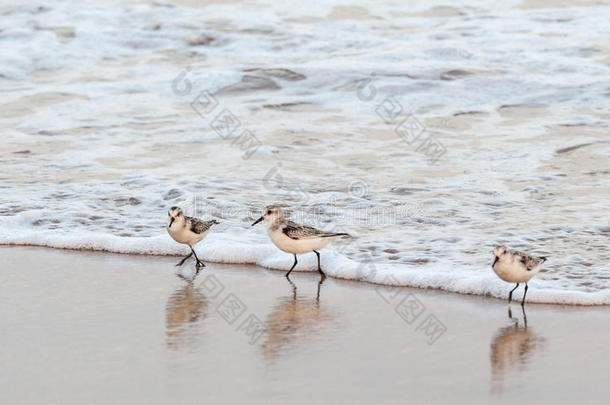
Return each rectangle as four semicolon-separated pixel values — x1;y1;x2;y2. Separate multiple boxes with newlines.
1;215;607;306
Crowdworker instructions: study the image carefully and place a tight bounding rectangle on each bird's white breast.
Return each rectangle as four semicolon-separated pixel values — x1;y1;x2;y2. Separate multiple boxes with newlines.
268;228;332;254
167;220;207;246
493;257;540;283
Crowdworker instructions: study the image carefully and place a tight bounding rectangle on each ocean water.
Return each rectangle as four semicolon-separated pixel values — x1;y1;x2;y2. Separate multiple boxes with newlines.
1;0;609;304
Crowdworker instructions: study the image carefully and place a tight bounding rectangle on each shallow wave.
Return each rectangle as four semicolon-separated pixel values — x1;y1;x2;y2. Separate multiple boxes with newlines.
1;215;607;306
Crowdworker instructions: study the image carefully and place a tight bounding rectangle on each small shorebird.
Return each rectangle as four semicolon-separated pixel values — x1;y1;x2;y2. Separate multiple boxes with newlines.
166;206;218;273
251;205;349;278
492;246;547;306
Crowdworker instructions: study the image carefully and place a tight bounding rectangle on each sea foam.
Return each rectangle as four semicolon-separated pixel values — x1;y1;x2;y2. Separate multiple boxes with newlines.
1;214;608;306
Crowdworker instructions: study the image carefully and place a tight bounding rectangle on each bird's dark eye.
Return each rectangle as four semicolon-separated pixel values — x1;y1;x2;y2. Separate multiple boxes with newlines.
266;210;271;215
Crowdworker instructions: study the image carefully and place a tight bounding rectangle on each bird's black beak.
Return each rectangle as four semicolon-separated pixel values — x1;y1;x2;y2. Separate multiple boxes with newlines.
169;217;175;228
251;217;263;226
492;256;499;267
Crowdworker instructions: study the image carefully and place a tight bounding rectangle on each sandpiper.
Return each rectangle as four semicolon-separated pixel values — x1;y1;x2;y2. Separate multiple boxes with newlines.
166;206;218;274
251;205;349;278
492;246;547;306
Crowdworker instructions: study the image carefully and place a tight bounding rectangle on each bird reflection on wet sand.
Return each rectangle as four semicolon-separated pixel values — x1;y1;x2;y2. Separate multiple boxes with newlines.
490;307;546;394
262;276;336;362
166;281;208;350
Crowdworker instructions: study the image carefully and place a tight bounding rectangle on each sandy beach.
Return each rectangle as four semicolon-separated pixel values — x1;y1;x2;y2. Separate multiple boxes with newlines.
1;246;608;404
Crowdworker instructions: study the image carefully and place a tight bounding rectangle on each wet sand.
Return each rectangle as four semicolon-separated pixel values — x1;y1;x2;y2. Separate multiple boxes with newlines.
1;246;608;404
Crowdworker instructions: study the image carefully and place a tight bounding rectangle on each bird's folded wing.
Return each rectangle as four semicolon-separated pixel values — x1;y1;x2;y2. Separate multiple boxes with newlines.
188;217;218;234
517;252;542;271
282;221;327;240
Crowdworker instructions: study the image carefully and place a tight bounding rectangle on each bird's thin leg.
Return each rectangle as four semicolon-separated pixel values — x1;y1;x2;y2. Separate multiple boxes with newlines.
508;283;520;304
521;305;528;328
190;247;205;273
285;254;298;278
176;252;193;267
521;283;529;307
313;250;325;278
